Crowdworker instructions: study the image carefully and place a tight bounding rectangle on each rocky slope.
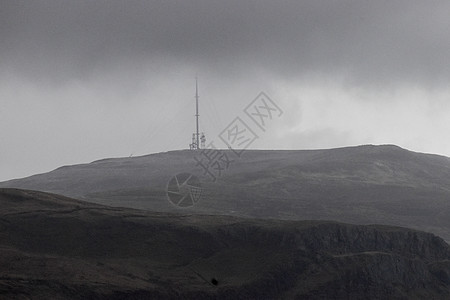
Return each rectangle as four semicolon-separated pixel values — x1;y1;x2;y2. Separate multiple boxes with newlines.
1;188;450;299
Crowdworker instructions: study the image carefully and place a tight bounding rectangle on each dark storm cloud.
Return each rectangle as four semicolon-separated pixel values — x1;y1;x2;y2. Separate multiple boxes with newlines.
1;0;450;87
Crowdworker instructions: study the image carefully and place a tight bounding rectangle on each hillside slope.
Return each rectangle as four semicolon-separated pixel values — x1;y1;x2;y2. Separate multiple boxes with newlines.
2;188;450;299
2;145;450;241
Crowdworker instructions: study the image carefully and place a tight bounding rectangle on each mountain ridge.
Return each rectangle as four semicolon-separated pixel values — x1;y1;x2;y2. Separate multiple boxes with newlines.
2;144;450;242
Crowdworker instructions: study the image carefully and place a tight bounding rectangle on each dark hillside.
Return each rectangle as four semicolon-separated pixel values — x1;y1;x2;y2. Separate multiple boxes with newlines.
1;188;450;299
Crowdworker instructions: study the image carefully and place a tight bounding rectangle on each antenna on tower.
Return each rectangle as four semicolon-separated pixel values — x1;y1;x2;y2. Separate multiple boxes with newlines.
195;76;200;149
201;132;206;149
189;77;205;150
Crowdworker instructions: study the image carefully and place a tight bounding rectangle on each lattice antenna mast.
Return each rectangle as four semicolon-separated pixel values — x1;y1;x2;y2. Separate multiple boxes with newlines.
195;77;200;150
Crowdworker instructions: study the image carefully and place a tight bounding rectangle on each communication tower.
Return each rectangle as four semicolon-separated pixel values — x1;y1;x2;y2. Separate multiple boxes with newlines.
189;77;205;150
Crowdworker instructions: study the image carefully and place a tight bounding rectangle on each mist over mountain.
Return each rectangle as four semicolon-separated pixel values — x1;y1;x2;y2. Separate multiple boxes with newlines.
2;144;450;242
2;188;450;299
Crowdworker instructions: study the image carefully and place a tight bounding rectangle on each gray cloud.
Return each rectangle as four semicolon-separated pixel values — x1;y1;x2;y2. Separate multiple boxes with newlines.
2;1;450;88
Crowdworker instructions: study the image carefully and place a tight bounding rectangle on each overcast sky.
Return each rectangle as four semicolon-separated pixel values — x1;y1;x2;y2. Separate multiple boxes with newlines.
1;0;450;181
